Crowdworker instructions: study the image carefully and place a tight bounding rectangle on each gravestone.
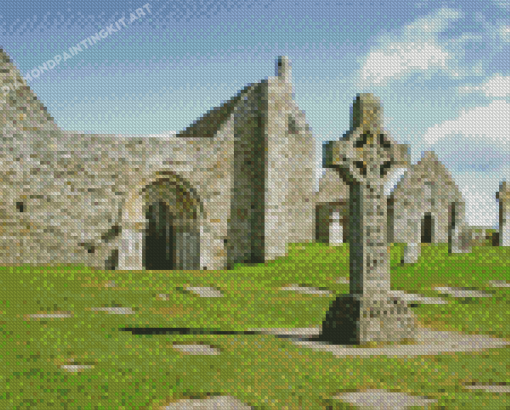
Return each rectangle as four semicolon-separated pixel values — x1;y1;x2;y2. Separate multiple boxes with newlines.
318;94;418;344
448;200;472;254
497;181;509;247
329;211;343;245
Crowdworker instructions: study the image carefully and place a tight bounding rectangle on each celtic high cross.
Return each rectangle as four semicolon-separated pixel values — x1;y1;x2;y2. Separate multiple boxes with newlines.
318;93;418;344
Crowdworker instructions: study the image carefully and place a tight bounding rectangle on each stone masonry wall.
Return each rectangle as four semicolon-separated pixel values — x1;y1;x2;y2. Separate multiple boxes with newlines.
390;152;466;244
0;129;233;270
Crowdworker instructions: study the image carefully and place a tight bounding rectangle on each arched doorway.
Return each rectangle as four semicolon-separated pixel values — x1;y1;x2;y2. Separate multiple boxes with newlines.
144;201;175;270
421;213;434;243
118;174;202;271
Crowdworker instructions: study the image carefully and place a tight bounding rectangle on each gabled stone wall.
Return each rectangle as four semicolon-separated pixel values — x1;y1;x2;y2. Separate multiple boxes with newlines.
389;151;467;245
1;50;316;271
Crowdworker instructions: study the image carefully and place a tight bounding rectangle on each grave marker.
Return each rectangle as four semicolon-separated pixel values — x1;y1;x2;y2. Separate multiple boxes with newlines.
497;181;509;247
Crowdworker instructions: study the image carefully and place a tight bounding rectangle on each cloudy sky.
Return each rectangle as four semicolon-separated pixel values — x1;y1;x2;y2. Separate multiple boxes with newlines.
1;0;509;228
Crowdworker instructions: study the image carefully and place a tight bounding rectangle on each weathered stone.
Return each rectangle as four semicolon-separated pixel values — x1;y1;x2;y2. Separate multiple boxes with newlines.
329;211;343;245
0;50;316;271
402;242;420;264
381;150;472;262
497;181;509;246
320;93;417;344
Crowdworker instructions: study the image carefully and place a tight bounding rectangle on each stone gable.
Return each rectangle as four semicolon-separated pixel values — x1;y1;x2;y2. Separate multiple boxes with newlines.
389;150;466;244
0;50;316;270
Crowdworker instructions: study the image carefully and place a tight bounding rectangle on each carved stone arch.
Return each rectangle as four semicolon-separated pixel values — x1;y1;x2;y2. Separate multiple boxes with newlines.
118;171;204;271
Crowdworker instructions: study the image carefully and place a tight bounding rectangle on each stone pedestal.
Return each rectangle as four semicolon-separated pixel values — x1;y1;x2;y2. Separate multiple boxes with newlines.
402;243;420;263
318;292;417;344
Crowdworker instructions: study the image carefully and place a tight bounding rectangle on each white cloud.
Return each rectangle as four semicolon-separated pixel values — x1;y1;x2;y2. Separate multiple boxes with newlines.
423;100;510;145
458;74;510;98
463;186;499;226
359;42;452;86
402;7;462;36
357;8;463;87
499;25;510;42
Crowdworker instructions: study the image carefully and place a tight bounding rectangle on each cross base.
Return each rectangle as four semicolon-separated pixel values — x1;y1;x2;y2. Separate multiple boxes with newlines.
317;293;418;345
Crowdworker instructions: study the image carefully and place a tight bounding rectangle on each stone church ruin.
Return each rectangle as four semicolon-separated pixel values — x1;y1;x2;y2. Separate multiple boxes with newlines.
0;48;506;272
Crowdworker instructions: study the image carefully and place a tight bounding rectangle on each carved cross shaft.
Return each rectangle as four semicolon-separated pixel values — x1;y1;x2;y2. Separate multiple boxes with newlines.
324;94;410;297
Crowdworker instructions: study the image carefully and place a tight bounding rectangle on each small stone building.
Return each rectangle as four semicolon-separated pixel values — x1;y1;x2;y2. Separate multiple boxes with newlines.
315;148;472;253
387;150;469;249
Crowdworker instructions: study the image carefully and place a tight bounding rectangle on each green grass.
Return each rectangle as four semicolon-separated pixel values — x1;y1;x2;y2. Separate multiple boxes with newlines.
0;243;508;409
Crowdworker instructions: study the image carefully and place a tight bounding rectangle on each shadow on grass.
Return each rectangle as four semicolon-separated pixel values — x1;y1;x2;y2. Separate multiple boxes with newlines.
119;326;261;336
118;326;420;349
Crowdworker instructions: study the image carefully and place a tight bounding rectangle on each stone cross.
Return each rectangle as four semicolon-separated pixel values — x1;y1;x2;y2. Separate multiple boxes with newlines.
318;93;418;344
497;181;509;246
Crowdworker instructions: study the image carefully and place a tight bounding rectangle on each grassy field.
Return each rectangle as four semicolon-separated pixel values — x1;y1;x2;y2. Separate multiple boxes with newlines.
0;242;508;409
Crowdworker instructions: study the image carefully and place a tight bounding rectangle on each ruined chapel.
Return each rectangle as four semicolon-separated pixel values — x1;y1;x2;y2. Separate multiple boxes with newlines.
0;49;501;272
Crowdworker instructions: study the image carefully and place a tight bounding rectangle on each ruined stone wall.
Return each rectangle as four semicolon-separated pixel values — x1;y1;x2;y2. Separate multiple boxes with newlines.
227;83;266;266
390;152;466;244
285;107;316;246
0;51;319;271
263;76;315;260
0;129;233;270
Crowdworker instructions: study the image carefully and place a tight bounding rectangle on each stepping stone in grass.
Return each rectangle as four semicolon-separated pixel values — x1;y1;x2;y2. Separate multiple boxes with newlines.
248;327;510;357
89;307;136;314
489;280;510;288
161;395;254;409
185;286;224;297
171;343;221;355
432;287;493;298
387;290;448;304
333;389;437;409
462;383;510;394
279;284;334;295
25;311;74;320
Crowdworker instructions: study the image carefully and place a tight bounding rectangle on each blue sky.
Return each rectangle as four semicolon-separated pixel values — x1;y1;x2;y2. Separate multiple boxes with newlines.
1;0;509;228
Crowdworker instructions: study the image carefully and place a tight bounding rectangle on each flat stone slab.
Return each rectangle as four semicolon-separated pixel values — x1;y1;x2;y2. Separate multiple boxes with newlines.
171;343;221;355
462;384;510;394
279;285;448;304
161;395;253;409
89;307;136;314
388;290;448;304
489;280;510;288
247;327;510;357
24;311;74;320
432;287;493;298
184;286;224;297
333;389;438;409
280;284;334;295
